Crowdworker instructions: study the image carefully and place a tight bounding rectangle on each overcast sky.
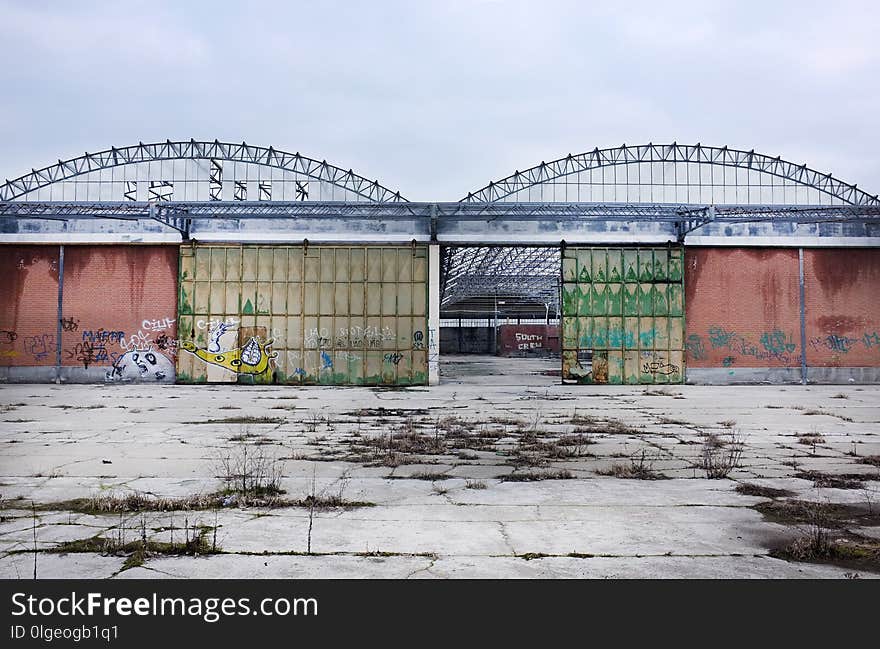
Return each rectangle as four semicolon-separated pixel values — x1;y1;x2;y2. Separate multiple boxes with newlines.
1;0;877;200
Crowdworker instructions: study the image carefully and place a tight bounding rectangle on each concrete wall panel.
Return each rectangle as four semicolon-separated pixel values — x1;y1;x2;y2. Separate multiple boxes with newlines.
684;248;801;371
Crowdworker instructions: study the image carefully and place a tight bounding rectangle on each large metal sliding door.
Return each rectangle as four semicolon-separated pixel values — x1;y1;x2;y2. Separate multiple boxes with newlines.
561;246;684;384
176;244;429;385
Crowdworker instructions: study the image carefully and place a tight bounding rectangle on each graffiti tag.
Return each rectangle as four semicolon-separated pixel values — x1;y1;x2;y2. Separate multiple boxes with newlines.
59;317;79;332
24;334;56;361
142;317;176;332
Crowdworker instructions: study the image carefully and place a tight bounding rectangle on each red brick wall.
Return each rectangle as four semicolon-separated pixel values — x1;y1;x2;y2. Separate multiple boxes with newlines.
0;246;60;367
804;249;880;367
685;248;801;368
60;246;179;374
497;324;560;356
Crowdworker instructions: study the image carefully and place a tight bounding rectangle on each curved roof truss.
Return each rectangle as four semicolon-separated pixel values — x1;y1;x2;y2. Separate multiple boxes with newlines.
0;139;405;202
463;143;879;206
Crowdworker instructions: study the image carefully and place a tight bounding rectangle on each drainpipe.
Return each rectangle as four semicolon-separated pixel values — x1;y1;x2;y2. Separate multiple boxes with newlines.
55;245;64;384
798;248;807;385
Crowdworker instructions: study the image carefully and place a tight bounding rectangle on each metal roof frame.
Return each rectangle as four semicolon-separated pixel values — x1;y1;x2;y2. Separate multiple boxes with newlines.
0;140;405;203
462;143;880;205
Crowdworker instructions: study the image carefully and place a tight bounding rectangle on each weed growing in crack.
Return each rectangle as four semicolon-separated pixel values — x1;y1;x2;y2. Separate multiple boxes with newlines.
699;431;745;479
735;482;795;498
500;470;573;482
597;449;666;480
214;443;285;500
304;411;323;434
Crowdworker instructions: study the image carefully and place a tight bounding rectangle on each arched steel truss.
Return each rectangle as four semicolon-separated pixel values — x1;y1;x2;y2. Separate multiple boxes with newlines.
0;139;405;203
443;143;880;316
462;143;880;205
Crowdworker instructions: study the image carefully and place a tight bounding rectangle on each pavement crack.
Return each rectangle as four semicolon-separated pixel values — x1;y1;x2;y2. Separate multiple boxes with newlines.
406;556;438;579
496;521;516;555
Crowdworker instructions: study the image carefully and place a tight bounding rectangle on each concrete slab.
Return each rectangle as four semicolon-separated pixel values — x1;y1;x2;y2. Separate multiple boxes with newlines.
2;356;879;578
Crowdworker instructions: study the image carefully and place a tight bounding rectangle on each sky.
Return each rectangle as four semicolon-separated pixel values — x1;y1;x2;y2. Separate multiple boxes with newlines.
0;0;878;200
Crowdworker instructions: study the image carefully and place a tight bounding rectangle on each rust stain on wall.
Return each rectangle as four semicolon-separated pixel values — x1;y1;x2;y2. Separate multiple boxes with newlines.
810;248;880;295
815;315;866;332
61;246;179;375
805;249;880;367
685;248;800;368
0;246;60;367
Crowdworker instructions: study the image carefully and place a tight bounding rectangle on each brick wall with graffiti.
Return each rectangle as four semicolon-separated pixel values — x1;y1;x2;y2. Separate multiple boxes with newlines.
804;249;880;367
685;247;880;370
497;325;560;356
0;246;60;368
61;246;179;381
0;245;179;382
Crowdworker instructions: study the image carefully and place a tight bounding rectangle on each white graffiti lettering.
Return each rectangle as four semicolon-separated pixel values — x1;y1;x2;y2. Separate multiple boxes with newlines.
141;317;176;332
196;316;239;330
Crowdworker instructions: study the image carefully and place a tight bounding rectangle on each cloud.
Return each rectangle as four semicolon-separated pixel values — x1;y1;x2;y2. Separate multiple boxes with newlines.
0;0;877;199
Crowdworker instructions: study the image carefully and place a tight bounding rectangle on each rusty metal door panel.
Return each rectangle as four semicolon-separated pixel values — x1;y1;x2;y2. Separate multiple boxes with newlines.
562;245;685;385
177;244;429;386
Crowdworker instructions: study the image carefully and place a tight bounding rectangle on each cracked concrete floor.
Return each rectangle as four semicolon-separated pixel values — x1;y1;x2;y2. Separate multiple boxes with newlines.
1;355;879;579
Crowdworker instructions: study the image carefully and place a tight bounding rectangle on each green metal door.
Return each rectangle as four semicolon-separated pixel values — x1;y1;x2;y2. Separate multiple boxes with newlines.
176;244;429;386
561;246;684;384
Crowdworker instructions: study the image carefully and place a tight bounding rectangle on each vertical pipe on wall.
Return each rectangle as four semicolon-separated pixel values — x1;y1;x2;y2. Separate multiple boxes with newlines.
55;245;64;384
428;244;440;385
798;248;807;385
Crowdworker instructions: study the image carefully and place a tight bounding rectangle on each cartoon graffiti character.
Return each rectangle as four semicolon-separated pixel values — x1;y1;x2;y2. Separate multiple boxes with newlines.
207;322;231;353
106;350;174;382
181;337;277;375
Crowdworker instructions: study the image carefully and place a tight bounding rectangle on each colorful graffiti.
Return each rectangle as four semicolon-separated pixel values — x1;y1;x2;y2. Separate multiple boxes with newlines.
180;337;277;376
576;327;657;349
760;329;796;356
685;334;706;360
810;331;880;354
689;326;803;364
81;329;125;344
691;326;880;365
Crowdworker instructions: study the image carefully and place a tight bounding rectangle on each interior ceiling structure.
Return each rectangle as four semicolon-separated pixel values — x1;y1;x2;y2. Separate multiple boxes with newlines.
440;142;880;318
440;246;560;316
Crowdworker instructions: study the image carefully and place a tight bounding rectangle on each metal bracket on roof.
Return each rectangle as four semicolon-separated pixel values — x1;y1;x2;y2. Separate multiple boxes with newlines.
675;205;715;241
150;203;191;241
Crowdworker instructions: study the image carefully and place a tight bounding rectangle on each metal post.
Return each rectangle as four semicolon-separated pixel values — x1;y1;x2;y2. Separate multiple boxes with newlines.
55;245;64;384
493;291;498;356
798;248;807;385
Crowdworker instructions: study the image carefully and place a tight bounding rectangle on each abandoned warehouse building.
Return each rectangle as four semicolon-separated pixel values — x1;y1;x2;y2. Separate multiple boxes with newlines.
0;140;878;387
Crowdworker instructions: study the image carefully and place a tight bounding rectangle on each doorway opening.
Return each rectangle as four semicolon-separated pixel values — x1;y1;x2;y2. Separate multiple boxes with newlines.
439;245;560;383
